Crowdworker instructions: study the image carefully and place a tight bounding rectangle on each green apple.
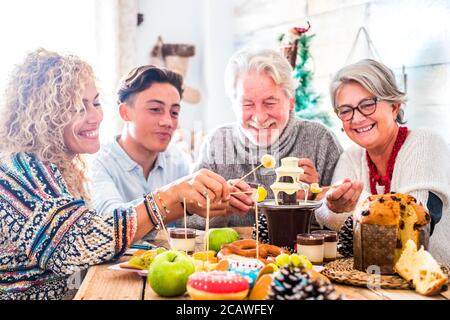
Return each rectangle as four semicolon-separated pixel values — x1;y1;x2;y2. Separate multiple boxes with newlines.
156;247;167;255
207;228;239;253
148;250;195;297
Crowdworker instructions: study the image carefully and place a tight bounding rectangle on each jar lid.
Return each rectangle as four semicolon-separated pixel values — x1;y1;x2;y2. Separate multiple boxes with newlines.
311;230;338;242
296;233;324;245
169;228;196;239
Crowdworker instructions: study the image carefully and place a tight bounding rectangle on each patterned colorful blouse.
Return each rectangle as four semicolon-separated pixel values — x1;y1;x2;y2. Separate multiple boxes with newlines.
0;153;137;299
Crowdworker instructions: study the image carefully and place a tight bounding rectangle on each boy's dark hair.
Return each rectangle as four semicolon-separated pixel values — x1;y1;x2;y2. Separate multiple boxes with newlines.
117;65;184;105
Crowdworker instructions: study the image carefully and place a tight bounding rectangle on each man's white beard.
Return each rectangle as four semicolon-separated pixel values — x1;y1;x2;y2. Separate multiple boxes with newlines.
243;127;282;147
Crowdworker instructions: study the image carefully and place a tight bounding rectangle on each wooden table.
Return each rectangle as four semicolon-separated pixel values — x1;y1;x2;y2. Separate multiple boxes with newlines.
74;227;449;300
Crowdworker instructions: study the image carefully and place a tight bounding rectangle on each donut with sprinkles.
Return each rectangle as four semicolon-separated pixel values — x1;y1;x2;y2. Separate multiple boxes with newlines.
187;271;249;300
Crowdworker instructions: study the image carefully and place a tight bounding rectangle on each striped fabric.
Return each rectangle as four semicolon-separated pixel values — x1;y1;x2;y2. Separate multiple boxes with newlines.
0;153;137;299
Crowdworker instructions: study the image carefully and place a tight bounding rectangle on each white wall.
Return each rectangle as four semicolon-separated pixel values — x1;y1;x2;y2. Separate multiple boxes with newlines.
201;0;236;131
133;0;450;148
136;0;236;135
0;0;97;93
233;0;450;146
136;0;203;132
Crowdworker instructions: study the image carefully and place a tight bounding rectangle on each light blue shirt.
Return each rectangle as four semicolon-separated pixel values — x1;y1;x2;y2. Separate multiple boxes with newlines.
89;136;191;236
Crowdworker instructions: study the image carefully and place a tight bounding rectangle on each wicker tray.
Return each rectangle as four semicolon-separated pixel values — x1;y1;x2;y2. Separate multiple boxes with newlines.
321;258;450;290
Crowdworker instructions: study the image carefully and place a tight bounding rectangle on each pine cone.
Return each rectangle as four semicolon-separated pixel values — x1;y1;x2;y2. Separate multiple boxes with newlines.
267;266;307;300
252;213;270;244
337;216;354;257
268;266;342;300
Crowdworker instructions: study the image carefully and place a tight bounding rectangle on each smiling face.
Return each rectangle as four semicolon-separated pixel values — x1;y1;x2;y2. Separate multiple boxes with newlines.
121;82;180;153
336;82;400;151
63;80;103;155
234;71;294;146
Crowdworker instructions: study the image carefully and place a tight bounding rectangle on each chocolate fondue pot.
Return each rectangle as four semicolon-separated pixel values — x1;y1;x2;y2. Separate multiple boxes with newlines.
259;200;322;250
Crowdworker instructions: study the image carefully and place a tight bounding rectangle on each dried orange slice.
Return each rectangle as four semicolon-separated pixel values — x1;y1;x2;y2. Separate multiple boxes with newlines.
192;250;216;261
256;186;267;202
248;274;273;300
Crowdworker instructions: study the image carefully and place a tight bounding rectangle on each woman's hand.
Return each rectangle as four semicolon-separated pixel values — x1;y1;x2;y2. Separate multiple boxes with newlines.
161;169;230;210
325;178;364;213
192;179;254;216
135;169;230;239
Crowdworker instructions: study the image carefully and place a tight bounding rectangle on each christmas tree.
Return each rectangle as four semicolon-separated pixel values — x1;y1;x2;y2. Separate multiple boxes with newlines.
279;24;333;127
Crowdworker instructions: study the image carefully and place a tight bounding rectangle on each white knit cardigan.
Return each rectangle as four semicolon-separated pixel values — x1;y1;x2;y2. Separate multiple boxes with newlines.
315;128;450;264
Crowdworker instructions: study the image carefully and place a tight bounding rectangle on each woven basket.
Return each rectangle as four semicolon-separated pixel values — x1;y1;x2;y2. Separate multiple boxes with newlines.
322;258;450;290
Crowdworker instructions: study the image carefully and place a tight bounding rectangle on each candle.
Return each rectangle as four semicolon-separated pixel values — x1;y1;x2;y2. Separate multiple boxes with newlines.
296;233;325;265
169;228;197;253
312;230;338;262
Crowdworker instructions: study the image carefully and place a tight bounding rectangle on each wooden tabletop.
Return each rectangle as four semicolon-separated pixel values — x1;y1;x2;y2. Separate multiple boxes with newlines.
74;227;448;301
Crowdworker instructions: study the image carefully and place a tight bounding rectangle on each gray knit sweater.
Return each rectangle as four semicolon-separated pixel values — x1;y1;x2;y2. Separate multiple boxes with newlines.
187;114;343;229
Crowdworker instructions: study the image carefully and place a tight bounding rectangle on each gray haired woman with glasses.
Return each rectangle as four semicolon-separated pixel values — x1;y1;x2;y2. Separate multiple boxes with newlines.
315;59;450;264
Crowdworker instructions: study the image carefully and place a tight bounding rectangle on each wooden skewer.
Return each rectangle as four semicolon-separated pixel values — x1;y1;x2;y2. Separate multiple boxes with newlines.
156;209;172;250
230;190;254;195
205;194;210;264
232;163;263;186
309;182;344;200
255;201;259;263
183;197;187;255
311;183;344;193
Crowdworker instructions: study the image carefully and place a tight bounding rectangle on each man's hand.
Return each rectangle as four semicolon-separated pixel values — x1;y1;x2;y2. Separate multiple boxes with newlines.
227;179;253;215
297;158;319;200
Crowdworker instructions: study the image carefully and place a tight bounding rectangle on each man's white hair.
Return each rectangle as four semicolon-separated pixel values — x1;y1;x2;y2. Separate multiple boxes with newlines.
224;47;296;101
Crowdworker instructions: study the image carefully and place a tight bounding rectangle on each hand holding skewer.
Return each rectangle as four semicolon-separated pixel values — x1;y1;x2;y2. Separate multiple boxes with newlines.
230;185;268;203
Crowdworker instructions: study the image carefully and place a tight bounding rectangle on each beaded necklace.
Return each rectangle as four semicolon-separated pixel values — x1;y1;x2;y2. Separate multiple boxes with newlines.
366;126;408;195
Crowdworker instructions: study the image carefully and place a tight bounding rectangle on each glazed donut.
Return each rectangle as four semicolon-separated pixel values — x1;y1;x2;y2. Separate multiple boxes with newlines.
187;271;249;300
219;239;289;264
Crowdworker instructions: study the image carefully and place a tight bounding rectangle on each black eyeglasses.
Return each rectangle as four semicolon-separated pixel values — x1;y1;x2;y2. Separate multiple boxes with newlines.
336;97;384;121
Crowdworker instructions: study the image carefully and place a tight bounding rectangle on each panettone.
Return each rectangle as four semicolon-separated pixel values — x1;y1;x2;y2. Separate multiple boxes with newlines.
394;240;447;296
353;193;431;274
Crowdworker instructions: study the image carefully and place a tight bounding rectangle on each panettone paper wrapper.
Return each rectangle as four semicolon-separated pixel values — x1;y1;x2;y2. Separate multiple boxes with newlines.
353;222;429;275
354;222;397;274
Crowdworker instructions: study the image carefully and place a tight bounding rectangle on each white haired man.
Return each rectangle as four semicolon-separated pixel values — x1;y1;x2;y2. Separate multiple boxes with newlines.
189;48;343;228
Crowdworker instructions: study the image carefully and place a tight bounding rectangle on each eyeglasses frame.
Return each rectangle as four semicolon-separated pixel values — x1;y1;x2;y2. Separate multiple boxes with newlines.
336;97;386;121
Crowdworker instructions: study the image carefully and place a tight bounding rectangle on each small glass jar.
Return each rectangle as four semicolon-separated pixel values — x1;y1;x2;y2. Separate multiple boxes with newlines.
312;230;338;262
169;228;197;253
296;233;324;265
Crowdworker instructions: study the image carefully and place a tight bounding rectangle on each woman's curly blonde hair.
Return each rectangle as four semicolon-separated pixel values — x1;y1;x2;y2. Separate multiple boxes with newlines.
0;48;95;200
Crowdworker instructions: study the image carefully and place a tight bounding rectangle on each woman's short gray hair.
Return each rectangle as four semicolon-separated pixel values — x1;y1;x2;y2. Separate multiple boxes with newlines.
330;59;407;124
224;48;296;101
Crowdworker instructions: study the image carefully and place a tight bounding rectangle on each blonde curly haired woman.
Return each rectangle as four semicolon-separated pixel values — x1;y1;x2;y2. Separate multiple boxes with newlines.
0;48;230;299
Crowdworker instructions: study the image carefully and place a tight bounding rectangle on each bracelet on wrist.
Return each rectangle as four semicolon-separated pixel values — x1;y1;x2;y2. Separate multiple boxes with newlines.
146;192;167;225
156;191;171;215
143;194;157;227
144;193;165;230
